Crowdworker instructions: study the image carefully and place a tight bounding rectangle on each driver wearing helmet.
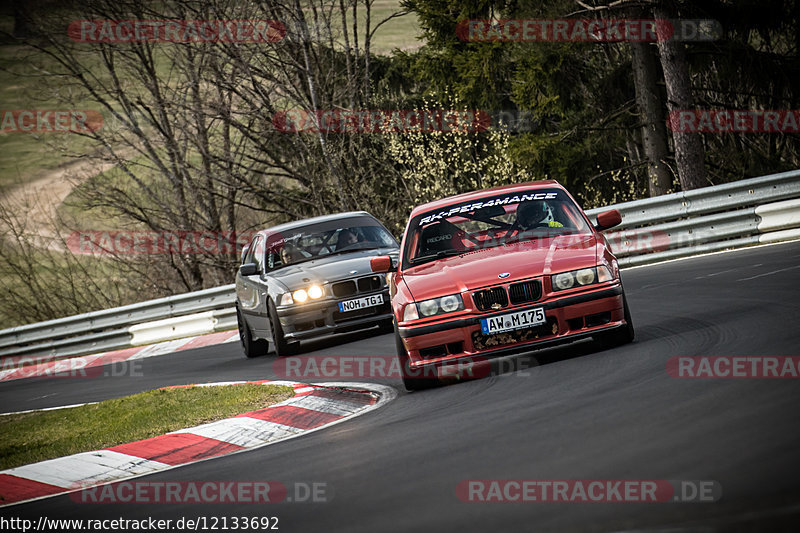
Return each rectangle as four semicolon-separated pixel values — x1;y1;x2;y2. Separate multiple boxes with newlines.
517;200;564;230
280;242;301;265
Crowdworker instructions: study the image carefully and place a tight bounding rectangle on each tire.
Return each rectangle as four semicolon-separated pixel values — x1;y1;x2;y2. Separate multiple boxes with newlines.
596;293;635;349
237;307;268;358
395;323;437;391
268;299;300;357
377;318;394;335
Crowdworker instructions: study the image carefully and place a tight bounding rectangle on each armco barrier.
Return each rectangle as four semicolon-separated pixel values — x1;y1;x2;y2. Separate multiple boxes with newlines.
1;169;799;363
588;168;800;267
0;285;236;363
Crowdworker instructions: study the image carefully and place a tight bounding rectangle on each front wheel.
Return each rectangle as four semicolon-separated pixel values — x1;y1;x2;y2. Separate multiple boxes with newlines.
268;300;300;357
395;323;437;391
596;294;635;349
377;318;394;335
237;308;268;358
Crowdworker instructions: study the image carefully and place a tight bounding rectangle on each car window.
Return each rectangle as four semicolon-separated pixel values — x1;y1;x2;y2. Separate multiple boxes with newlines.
263;216;399;272
251;236;266;272
404;189;591;267
244;236;262;265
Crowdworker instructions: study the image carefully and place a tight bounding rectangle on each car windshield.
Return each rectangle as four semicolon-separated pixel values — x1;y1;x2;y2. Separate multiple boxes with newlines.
403;188;591;267
258;216;397;271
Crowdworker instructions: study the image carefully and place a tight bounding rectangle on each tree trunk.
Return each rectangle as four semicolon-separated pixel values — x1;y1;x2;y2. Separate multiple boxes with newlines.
654;4;707;191
630;41;673;196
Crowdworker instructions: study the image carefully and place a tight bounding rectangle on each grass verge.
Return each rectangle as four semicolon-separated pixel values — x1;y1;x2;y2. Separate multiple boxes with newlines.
0;384;295;470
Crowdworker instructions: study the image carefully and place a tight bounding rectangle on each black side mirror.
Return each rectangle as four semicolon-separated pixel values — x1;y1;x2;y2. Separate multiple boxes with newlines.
239;263;259;276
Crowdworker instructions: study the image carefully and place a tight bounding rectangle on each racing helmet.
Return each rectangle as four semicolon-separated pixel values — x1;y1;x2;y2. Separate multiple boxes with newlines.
517;200;549;229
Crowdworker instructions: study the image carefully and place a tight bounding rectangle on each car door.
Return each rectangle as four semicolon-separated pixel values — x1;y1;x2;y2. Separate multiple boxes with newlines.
237;235;271;337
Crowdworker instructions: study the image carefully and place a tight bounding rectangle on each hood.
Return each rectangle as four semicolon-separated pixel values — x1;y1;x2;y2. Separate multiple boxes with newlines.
401;234;598;301
270;248;397;291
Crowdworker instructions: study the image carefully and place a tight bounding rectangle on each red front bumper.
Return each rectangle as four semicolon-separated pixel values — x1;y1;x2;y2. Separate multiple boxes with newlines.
397;284;626;370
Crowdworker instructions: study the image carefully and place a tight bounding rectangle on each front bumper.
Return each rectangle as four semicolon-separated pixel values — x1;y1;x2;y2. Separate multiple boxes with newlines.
397;285;625;369
276;289;392;341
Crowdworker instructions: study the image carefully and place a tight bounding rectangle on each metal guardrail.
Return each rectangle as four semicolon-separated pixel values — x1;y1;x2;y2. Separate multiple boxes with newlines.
586;168;800;267
2;169;799;364
0;285;236;362
585;168;800;228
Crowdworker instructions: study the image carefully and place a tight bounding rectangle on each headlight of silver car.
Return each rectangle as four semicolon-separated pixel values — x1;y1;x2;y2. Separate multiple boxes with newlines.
551;266;613;291
281;284;325;305
279;293;294;305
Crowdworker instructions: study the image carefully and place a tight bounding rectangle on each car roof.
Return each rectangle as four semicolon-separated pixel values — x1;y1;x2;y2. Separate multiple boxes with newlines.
256;211;377;238
409;180;564;218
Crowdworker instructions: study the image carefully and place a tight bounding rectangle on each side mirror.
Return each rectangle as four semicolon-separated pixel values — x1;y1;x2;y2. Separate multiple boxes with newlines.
595;209;622;230
370;256;395;273
239;263;259;276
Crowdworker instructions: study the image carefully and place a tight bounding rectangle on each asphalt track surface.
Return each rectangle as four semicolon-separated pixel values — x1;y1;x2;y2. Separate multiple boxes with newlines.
2;241;800;532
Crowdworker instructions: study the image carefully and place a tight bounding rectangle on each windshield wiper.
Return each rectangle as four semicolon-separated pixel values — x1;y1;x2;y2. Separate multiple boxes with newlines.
325;245;382;257
410;249;466;265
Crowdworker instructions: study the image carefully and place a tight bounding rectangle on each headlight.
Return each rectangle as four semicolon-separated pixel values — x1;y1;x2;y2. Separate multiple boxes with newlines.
403;303;419;321
403;294;464;321
288;284;324;304
279;293;294;305
419;299;439;317
307;285;323;299
575;268;595;285
552;272;575;291
597;265;613;282
440;294;461;313
551;266;611;291
292;289;308;302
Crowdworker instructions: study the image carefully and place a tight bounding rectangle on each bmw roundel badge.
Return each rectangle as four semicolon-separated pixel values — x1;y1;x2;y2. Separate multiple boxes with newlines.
498;272;510;278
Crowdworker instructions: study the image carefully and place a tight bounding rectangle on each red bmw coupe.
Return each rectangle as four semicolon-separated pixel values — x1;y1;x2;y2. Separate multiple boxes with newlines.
371;180;634;390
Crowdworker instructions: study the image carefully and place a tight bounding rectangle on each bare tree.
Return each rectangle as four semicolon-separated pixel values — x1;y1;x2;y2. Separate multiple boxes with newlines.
7;0;410;299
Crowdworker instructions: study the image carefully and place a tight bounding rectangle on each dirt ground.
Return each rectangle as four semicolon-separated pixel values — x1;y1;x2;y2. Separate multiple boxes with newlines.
1;156;118;249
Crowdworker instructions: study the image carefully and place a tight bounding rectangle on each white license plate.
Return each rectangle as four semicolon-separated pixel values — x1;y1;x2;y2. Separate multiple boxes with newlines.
480;307;546;334
338;294;383;312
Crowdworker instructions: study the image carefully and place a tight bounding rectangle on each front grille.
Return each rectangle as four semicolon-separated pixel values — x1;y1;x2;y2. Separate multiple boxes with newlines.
332;280;357;297
585;312;611;327
333;275;383;298
419;341;464;359
357;275;382;292
471;317;559;351
508;280;541;305
473;287;508;311
567;317;584;331
420;345;448;359
446;341;464;355
293;319;326;332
